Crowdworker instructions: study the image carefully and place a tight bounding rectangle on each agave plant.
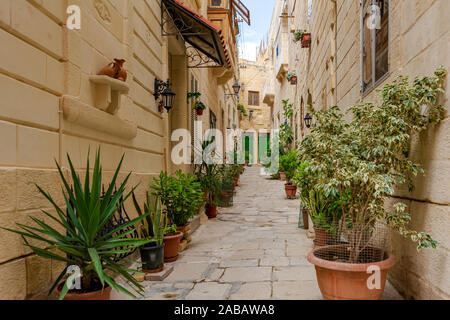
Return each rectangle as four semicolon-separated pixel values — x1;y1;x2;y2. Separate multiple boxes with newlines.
1;149;151;300
132;192;166;246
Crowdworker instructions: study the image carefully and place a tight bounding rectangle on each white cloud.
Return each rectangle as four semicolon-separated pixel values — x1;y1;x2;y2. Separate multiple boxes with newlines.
239;42;259;61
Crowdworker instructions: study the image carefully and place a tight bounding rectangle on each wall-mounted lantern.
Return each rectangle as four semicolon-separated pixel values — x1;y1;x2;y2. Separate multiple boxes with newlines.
154;79;176;113
232;82;241;95
304;113;316;129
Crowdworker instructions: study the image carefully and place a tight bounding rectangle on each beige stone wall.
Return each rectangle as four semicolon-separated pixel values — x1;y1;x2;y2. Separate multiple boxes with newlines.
266;0;449;299
238;59;271;132
0;0;240;299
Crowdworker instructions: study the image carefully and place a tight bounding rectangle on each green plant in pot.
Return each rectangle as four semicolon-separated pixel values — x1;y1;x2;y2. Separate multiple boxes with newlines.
151;170;203;262
293;29;307;43
132;193;167;273
1;150;151;300
195;162;223;218
219;166;235;207
300;67;447;300
279;149;300;199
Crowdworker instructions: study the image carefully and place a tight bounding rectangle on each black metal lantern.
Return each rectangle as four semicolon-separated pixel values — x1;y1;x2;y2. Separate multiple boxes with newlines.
154;79;176;112
304;113;313;128
232;82;241;95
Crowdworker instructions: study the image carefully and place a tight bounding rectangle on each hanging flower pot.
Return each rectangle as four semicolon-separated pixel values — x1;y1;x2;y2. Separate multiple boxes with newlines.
286;73;297;85
290;75;297;85
193;99;206;116
301;33;311;48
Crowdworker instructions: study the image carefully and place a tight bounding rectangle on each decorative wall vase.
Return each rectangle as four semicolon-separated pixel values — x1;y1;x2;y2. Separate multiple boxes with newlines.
98;59;127;82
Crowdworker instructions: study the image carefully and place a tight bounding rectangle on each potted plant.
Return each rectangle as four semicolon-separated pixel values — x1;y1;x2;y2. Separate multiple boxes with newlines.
299;67;446;300
237;103;248;117
286;73;297;85
193;100;206;116
1;150;151;300
293;29;306;43
195;162;223;219
151;170;203;262
219;166;235;207
279;149;300;199
132;193;167;273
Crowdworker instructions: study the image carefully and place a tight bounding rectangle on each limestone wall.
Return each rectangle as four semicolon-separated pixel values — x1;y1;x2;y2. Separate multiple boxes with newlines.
285;0;450;299
0;0;240;299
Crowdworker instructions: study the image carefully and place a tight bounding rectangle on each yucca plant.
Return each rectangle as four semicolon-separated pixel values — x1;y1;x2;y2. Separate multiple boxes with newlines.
1;149;151;300
132;192;166;246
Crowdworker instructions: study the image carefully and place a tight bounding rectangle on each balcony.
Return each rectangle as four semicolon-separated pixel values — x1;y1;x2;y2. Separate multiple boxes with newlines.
262;79;275;106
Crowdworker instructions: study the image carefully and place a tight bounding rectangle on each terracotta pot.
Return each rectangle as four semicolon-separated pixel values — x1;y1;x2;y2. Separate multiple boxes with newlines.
140;243;164;273
302;208;309;229
307;245;396;300
233;177;239;186
56;284;112;300
284;184;297;198
98;58;127;82
313;226;334;247
206;205;218;218
163;231;183;262
301;33;311;48
290;76;297;85
279;172;287;181
196;109;204;116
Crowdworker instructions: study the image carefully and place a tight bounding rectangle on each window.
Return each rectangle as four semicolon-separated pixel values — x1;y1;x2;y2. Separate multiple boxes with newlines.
210;0;222;7
248;91;260;106
361;0;389;94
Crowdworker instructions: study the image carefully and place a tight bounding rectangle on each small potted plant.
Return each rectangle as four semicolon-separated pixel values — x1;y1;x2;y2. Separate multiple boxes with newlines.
132;193;166;273
193;100;206;116
293;29;306;43
1;150;151;300
279;149;300;199
219;166;235;207
195;162;223;219
237;103;248;117
300;67;446;300
151;170;203;262
286;73;297;85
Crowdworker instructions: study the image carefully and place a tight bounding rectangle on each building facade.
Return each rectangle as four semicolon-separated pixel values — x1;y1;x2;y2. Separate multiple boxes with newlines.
238;58;271;163
0;0;249;299
264;0;449;299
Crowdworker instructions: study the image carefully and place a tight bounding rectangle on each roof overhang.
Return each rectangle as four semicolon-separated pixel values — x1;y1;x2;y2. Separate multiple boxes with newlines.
161;0;231;69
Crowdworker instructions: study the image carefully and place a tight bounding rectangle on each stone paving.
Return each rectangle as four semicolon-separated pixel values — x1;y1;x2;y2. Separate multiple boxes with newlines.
112;165;402;300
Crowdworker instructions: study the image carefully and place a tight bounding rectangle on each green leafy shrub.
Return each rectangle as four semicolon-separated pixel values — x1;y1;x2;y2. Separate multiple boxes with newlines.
298;67;447;262
279;149;300;183
151;171;203;226
1;150;151;299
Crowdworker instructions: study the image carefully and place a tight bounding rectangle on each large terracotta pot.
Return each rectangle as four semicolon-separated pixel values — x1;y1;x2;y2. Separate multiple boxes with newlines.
279;172;287;181
307;245;396;300
313;226;334;247
206;205;218;218
56;284;112;300
285;184;297;198
163;231;184;262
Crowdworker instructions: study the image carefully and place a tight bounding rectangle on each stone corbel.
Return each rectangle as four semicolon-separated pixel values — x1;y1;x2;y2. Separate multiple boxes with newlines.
62;95;137;140
89;75;129;114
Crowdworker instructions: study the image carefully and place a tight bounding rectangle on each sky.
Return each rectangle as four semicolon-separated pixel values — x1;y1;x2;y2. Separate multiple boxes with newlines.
238;0;276;61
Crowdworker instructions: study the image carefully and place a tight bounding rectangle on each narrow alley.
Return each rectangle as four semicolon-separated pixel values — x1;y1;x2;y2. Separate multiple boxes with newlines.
114;166;402;300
